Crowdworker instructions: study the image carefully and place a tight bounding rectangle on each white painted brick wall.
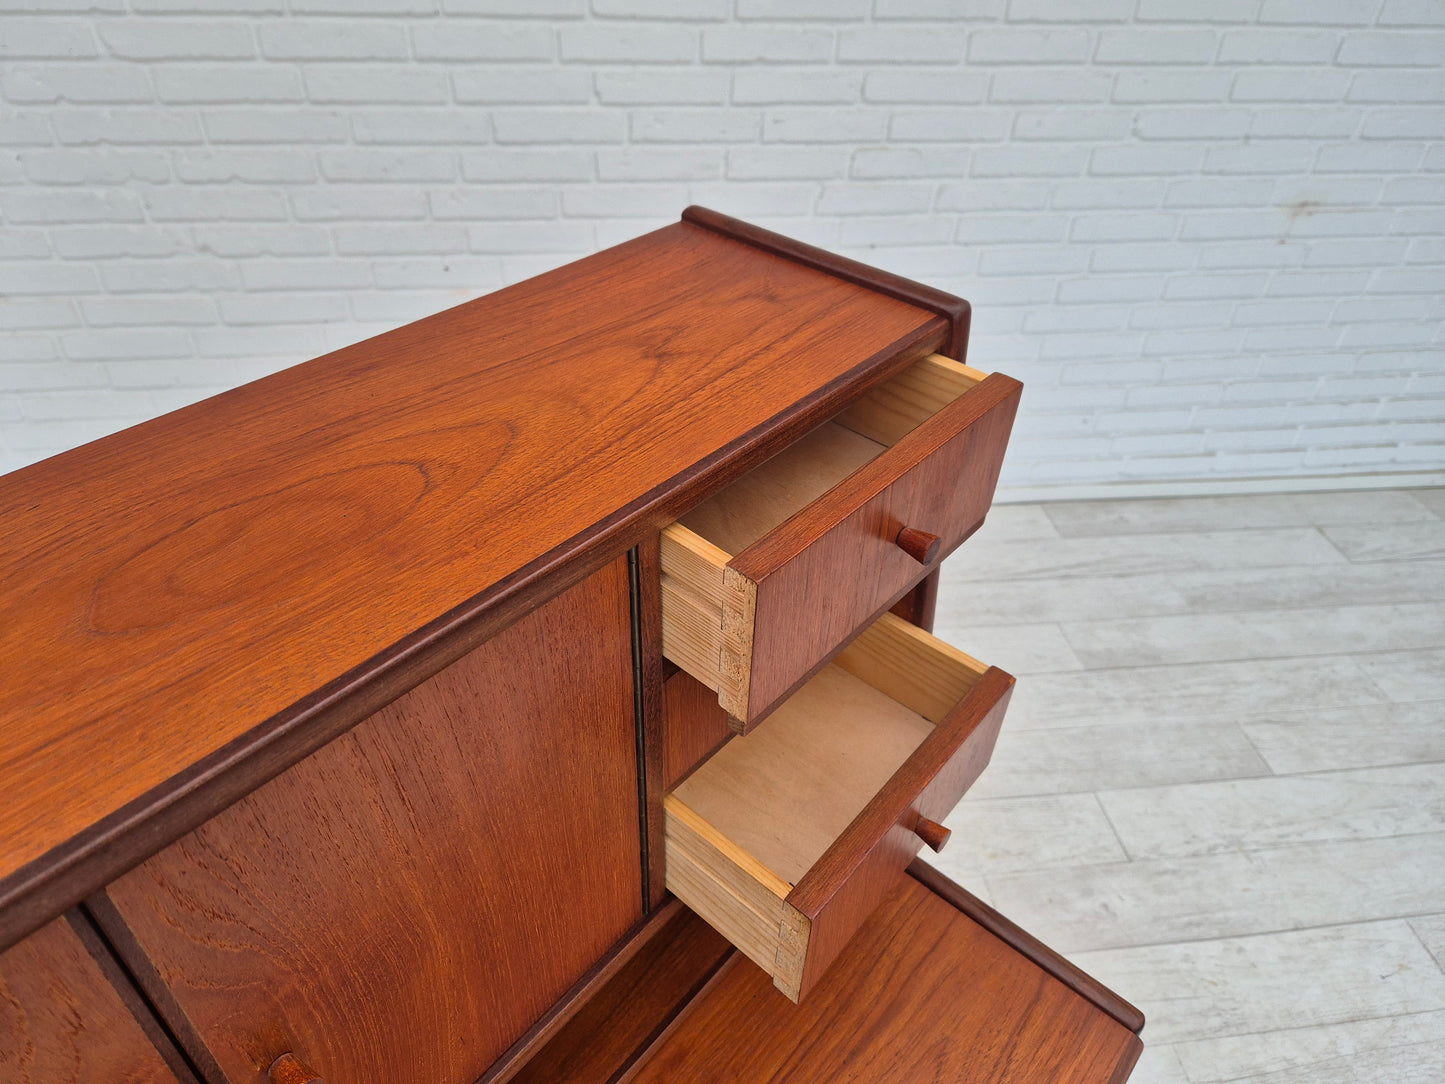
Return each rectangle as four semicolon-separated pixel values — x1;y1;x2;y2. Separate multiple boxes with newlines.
2;2;1443;492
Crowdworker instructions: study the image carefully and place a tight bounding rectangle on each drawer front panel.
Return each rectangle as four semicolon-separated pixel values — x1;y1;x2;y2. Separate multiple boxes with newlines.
732;371;1021;728
664;613;1013;1003
0;917;182;1084
784;665;1014;1001
101;558;642;1084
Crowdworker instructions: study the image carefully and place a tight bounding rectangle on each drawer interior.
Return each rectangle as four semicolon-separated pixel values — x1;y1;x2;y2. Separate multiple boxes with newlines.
670;637;973;887
663;611;995;1001
675;352;985;556
660;352;988;721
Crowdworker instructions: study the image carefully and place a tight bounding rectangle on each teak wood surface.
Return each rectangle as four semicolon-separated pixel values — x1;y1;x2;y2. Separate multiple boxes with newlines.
511;903;732;1084
657;353;1018;730
672;664;937;887
0;915;182;1084
733;369;1020;728
96;561;642;1084
0;212;948;949
662;669;733;791
784;664;1014;1001
626;872;1142;1084
681;205;973;360
908;860;1146;1035
663;612;1014;1003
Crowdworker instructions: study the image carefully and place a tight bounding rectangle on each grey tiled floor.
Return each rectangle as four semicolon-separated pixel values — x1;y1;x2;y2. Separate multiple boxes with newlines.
921;489;1445;1084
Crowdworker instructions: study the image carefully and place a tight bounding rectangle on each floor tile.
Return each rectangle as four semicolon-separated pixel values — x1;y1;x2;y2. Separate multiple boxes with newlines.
936;565;1189;625
940;559;1445;628
943;792;1128;874
1410;488;1445;519
1291;490;1439;527
1071;921;1445;1046
1357;648;1445;702
1168;559;1445;614
1124;1044;1191;1084
1241;701;1445;775
1323;521;1445;563
913;854;994;906
1173;1011;1445;1084
929;491;1445;1076
986;832;1445;954
1042;491;1435;537
1411;914;1445;973
1003;654;1389;730
973;502;1061;541
966;718;1269;800
1062;602;1445;669
958;528;1346;581
1098;764;1445;860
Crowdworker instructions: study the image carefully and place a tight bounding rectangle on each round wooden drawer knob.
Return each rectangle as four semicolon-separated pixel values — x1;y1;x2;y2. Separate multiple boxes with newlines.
896;526;941;565
269;1053;323;1084
914;816;952;854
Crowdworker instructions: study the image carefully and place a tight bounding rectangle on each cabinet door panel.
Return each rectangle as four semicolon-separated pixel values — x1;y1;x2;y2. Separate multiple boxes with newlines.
0;916;182;1084
103;557;641;1084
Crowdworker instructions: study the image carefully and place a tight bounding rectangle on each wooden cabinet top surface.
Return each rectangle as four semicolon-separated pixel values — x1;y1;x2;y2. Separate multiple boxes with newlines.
0;209;957;949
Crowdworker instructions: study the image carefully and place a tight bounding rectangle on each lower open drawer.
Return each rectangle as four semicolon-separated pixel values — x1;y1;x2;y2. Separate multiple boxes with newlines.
663;612;1013;1003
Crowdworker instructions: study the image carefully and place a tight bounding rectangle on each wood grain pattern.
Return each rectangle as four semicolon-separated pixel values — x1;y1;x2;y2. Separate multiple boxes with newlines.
673;665;935;886
658;524;744;706
626;873;1142;1084
833;353;985;446
663;670;733;791
664;614;1014;1002
0;916;182;1084
477;903;681;1084
677;422;886;556
832;611;987;724
895;526;941;564
0;214;947;949
658;354;1016;731
913;816;951;853
907;860;1146;1035
99;560;643;1084
510;903;732;1084
267;1053;321;1084
64;908;204;1084
784;664;1015;1001
734;371;1021;729
890;567;940;632
663;797;792;978
681;206;973;360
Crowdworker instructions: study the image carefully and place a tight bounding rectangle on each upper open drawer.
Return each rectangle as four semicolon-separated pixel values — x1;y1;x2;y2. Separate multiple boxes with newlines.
660;353;1021;732
664;611;1014;1003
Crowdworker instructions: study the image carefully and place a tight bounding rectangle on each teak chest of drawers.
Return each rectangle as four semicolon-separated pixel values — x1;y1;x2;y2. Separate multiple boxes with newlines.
0;208;1143;1083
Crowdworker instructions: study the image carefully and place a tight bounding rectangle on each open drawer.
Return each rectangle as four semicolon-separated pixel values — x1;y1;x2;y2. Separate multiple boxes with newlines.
663;611;1014;1003
661;353;1021;732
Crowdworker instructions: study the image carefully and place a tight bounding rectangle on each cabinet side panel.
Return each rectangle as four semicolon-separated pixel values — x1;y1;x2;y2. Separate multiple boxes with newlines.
0;916;182;1084
101;558;642;1084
